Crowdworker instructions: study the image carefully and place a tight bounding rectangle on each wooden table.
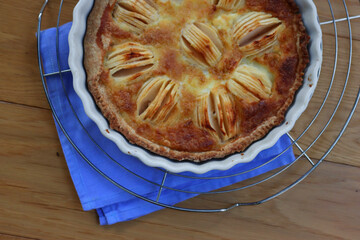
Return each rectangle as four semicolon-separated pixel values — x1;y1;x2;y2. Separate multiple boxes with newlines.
1;0;359;239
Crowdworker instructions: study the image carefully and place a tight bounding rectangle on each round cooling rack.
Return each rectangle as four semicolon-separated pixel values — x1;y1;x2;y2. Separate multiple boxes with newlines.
37;0;360;212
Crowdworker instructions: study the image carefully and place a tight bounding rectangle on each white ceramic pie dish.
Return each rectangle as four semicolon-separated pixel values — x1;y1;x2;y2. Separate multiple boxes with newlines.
69;0;322;174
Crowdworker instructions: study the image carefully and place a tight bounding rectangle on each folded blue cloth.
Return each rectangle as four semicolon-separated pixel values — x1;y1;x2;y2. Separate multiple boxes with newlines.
39;22;295;225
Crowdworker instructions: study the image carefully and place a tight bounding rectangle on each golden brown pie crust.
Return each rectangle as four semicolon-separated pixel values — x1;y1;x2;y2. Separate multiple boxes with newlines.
84;0;309;161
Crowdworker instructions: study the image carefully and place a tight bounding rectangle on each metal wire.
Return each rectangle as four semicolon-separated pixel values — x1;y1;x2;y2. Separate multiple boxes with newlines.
37;0;359;212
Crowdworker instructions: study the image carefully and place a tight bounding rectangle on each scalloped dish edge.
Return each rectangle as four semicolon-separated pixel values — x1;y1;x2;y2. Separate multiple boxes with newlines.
69;0;322;174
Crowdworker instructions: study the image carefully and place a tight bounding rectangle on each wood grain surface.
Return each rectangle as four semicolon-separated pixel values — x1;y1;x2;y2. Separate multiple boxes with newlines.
0;0;359;239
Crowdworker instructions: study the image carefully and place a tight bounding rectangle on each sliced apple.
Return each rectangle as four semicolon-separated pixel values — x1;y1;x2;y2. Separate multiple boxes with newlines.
195;89;238;140
137;76;179;123
181;22;223;67
106;42;155;83
233;12;282;56
227;63;273;102
113;0;158;34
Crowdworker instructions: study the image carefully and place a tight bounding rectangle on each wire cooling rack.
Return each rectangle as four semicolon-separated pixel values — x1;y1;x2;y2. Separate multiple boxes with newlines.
37;0;360;212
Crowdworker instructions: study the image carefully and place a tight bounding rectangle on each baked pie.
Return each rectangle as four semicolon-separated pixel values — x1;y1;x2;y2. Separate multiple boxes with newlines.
84;0;309;161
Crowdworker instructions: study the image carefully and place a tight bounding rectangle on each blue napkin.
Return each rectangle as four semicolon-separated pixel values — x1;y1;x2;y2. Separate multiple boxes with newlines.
39;22;295;225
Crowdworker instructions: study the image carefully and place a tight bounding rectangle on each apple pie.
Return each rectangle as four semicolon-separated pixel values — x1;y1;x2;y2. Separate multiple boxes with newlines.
84;0;309;161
